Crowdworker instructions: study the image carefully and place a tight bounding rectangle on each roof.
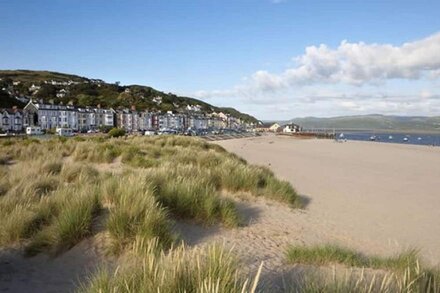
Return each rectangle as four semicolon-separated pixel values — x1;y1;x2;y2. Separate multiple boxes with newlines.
282;123;301;128
0;108;23;114
256;122;273;128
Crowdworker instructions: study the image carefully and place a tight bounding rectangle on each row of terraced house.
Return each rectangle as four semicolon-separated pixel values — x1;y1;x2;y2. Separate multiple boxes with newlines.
0;100;251;133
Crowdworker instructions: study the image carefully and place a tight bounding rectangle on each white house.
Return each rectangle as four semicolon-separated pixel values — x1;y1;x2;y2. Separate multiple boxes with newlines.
94;108;115;129
116;109;138;132
77;107;94;131
24;101;64;130
152;96;162;105
28;84;41;92
56;89;68;98
0;107;23;132
188;115;208;130
59;107;78;129
282;123;301;133
269;123;281;132
139;112;154;130
158;112;184;131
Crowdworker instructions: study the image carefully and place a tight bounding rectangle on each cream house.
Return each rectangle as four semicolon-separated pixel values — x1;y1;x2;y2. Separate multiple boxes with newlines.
269;123;281;132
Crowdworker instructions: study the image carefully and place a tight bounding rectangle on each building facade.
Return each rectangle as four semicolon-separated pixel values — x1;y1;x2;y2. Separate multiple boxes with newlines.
0;108;23;132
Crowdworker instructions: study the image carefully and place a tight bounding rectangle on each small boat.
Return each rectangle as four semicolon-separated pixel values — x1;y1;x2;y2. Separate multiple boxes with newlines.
339;133;345;139
403;137;409;142
417;137;422;141
370;135;377;141
388;135;393;140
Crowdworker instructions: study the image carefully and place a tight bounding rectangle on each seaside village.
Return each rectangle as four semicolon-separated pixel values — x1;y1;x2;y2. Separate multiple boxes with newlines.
0;78;306;136
0;99;258;136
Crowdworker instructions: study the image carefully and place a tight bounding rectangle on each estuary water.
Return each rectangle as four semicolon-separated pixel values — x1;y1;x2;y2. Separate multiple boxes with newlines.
336;131;440;146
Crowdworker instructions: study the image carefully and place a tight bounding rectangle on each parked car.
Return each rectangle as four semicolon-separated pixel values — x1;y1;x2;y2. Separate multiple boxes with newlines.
56;127;74;137
26;127;42;136
144;130;156;136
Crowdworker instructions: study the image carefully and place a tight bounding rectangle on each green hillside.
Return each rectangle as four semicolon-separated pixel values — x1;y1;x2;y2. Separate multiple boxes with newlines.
0;70;258;123
290;115;440;132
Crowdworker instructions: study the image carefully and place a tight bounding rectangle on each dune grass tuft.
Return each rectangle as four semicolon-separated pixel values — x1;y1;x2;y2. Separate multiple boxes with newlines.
285;244;440;292
81;239;262;293
286;244;419;271
104;175;174;254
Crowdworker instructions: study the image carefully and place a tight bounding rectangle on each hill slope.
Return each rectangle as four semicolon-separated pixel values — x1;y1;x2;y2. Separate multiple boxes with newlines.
0;70;258;123
289;115;440;132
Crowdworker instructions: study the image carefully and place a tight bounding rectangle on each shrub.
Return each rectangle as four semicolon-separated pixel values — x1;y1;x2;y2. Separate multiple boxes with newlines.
108;128;126;138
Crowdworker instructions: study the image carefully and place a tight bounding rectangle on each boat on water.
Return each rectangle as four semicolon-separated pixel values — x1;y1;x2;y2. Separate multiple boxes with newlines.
370;135;377;141
403;137;409;142
339;133;345;139
417;137;422;141
388;135;393;140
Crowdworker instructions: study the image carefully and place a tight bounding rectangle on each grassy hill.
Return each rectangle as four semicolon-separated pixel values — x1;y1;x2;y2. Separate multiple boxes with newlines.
290;115;440;132
0;70;258;123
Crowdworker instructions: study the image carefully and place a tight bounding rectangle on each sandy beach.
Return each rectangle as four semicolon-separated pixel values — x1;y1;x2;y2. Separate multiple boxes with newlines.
1;134;440;292
216;134;440;266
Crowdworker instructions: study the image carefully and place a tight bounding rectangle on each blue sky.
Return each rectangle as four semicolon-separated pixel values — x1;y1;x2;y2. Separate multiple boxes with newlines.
1;0;440;119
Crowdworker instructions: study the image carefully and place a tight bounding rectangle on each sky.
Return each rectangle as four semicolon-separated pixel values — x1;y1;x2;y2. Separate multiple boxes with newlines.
1;0;440;120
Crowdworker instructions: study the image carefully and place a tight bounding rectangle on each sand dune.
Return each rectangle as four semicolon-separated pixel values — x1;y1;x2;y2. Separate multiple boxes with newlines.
2;134;439;292
216;134;440;266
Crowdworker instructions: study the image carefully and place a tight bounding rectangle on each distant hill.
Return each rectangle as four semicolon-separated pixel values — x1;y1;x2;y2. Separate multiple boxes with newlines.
0;70;258;123
289;115;440;132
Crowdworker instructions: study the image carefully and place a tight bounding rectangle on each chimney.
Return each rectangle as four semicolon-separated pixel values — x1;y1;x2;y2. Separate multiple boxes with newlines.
97;104;101;109
131;105;136;111
12;106;18;112
49;99;54;105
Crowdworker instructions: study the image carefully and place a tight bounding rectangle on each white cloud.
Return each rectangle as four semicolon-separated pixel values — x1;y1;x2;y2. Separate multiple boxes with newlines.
249;32;440;89
192;32;440;119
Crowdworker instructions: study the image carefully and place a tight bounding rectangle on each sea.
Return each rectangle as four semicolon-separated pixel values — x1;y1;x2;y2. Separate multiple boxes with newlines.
335;131;440;146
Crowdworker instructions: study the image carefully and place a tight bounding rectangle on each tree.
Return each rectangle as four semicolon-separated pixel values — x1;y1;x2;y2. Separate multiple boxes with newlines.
77;94;97;107
34;84;57;99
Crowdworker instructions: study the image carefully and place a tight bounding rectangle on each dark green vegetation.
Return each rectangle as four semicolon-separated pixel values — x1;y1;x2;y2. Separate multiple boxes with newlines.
286;244;440;292
0;70;258;123
107;128;126;138
0;89;25;108
290;114;440;132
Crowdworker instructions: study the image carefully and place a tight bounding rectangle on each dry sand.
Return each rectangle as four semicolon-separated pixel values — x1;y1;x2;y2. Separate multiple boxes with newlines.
214;134;440;266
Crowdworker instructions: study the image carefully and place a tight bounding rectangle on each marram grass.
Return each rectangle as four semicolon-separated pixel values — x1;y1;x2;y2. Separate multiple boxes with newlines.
80;239;263;293
285;244;440;293
286;244;419;271
0;135;302;291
